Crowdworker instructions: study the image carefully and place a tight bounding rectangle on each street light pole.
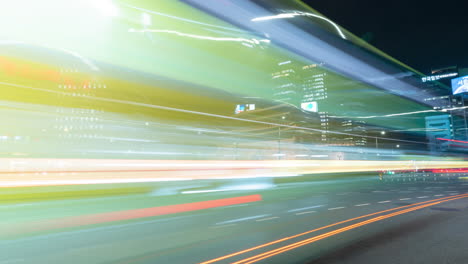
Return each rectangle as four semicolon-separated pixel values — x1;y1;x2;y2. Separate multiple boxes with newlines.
376;131;385;155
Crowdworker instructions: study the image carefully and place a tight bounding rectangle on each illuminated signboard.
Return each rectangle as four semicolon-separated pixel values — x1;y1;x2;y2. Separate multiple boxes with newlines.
235;104;255;114
421;72;458;82
301;101;318;112
452;75;468;95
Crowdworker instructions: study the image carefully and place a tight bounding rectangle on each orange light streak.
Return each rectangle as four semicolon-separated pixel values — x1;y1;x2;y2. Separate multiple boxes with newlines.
236;194;468;264
200;194;467;264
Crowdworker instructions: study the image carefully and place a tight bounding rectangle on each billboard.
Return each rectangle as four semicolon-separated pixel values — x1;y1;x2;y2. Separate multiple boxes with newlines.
301;101;318;112
235;104;255;114
422;72;457;82
452;75;468;95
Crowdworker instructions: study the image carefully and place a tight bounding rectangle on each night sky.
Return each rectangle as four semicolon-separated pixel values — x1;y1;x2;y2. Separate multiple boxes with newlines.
305;0;468;74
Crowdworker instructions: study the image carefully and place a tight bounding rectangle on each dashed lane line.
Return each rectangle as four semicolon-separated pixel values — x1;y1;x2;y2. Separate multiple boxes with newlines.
295;211;316;215
287;205;324;213
216;214;270;225
328;207;345;211
354;203;370;207
256;216;279;222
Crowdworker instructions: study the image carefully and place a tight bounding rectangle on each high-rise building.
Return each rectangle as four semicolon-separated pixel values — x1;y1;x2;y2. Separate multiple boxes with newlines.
300;63;330;143
271;60;301;106
54;68;105;146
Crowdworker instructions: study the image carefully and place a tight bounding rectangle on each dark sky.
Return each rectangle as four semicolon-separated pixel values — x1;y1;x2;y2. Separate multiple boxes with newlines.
305;0;468;74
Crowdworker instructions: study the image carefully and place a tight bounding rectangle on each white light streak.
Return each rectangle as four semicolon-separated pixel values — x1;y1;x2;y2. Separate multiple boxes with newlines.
0;81;430;145
122;3;244;32
252;14;296;21
128;29;270;45
252;12;346;39
90;0;119;17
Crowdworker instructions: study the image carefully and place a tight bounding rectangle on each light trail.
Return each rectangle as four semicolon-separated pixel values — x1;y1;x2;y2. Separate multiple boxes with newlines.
437;138;468;144
251;12;347;39
199;194;468;264
0;80;435;145
235;195;468;264
4;194;262;236
128;29;270;45
121;3;244;32
0;159;466;187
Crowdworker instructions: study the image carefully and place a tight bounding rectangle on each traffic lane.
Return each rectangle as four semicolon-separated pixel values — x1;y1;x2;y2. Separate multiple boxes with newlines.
1;180;466;264
2;176;457;240
191;193;468;264
0;174;379;237
0;174;375;225
27;198;468;262
0;174;456;228
306;196;468;264
0;180;464;258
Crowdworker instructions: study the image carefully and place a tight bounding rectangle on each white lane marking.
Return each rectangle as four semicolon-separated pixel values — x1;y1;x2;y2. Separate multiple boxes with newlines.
399;198;411;200
216;214;270;225
256;216;279;222
211;224;237;229
434;194;444;197
355;203;370;207
451;193;459;195
378;200;391;203
182;189;224;194
328;207;345;211
224;204;250;209
287;205;324;213
295;211;316;215
417;196;429;199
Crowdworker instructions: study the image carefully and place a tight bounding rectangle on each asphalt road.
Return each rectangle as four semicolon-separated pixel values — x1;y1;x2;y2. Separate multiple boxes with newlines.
1;174;468;264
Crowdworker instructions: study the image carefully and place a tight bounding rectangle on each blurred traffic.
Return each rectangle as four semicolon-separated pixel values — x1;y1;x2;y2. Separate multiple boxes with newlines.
1;1;468;264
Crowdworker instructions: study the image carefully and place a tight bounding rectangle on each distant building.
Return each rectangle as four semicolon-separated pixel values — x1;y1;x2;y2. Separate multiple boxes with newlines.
271;60;301;106
425;115;451;153
300;63;330;143
271;60;368;147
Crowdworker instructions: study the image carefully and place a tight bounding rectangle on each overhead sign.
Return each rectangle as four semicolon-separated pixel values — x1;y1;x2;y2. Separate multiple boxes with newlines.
421;72;458;82
452;75;468;95
235;104;255;114
301;101;318;112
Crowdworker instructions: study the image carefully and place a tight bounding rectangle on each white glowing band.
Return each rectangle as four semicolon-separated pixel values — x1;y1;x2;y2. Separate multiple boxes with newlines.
0;81;427;144
251;13;296;21
252;12;346;40
128;29;270;45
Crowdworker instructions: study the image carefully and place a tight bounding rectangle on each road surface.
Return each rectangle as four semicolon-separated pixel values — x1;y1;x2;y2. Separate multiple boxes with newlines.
1;173;467;264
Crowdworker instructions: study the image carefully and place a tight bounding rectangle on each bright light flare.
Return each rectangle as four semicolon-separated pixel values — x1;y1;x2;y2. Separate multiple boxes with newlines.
90;0;119;17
